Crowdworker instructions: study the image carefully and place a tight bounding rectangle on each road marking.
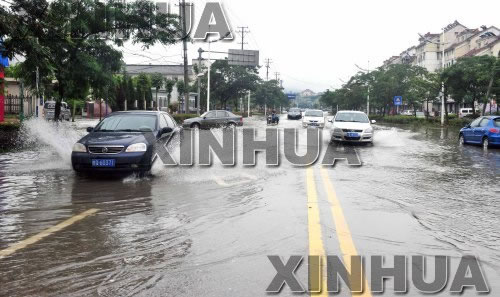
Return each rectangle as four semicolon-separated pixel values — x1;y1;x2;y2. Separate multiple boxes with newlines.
0;208;99;260
320;168;372;296
306;168;328;295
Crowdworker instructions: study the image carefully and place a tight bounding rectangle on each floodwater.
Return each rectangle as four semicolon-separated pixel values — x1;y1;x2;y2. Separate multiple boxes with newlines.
0;116;498;296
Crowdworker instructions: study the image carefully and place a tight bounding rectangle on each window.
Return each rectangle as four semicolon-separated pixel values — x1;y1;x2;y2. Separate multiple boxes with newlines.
94;114;157;132
204;111;217;118
159;114;168;128
479;118;489;127
216;111;228;118
470;118;482;128
164;114;177;128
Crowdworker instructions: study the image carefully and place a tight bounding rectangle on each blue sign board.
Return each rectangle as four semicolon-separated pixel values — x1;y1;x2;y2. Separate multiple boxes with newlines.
0;37;8;67
393;96;403;106
287;94;297;100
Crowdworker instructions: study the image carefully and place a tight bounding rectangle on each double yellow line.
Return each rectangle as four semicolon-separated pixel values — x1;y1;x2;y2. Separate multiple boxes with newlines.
306;167;372;296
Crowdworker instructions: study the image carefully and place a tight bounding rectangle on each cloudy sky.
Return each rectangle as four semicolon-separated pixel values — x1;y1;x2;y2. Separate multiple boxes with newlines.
122;0;500;93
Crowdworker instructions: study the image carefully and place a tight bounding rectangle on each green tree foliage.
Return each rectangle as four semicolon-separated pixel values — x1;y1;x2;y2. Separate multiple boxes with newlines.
0;0;180;119
442;55;499;115
253;80;288;110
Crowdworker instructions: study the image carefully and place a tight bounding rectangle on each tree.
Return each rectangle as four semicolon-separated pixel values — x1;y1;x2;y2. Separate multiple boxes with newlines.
0;0;181;120
136;73;151;110
176;79;186;112
442;56;497;116
165;78;175;107
151;72;164;110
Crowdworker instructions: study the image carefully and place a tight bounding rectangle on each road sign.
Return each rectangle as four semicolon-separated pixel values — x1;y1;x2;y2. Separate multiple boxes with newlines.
287;94;297;100
393;96;403;106
228;49;259;67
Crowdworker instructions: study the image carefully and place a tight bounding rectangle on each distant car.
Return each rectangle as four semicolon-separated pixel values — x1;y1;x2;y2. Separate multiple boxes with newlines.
182;110;243;129
43;101;71;121
459;116;500;149
71;111;181;174
287;108;302;120
416;111;426;119
302;109;325;128
329;111;375;143
401;110;415;116
459;108;475;118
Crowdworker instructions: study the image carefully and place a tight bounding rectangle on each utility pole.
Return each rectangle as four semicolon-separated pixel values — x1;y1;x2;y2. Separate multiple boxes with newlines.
197;48;203;115
265;58;272;81
274;72;280;83
181;0;190;114
237;26;249;51
248;90;251;118
36;67;40;117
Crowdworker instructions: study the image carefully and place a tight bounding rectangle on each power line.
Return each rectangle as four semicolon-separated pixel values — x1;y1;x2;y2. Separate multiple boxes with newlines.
236;26;249;51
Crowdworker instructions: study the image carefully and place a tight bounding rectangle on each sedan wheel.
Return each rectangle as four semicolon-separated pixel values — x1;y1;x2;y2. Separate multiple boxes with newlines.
459;134;466;145
482;137;489;150
191;123;200;130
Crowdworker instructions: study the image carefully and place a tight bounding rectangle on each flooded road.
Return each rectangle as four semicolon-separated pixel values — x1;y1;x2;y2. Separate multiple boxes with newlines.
0;116;499;296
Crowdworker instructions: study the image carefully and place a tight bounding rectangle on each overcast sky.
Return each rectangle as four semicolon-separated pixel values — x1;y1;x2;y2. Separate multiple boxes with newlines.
122;0;500;93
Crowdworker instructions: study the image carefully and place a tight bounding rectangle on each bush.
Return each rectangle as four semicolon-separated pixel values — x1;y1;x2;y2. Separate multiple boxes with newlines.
172;114;198;123
0;121;21;131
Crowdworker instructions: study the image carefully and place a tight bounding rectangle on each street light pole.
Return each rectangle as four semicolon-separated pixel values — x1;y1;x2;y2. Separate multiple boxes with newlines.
367;60;370;115
207;38;211;112
440;28;446;126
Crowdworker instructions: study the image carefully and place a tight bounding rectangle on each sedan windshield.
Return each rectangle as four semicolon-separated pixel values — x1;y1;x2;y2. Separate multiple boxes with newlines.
94;114;157;132
305;110;323;117
335;112;369;123
290;108;300;112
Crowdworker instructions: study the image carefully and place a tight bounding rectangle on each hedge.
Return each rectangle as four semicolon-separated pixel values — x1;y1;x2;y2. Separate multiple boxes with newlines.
370;115;471;127
172;114;199;123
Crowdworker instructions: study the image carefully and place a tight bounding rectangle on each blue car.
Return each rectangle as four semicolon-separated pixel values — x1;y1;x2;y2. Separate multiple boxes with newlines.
71;111;182;174
459;116;500;149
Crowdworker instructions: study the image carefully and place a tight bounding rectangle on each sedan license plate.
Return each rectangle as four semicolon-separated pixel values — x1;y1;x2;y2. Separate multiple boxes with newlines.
92;159;116;168
347;132;360;138
309;123;319;126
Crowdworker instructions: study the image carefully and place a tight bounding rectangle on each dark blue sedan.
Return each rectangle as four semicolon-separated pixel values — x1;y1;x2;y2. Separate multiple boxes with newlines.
72;111;181;174
459;116;500;149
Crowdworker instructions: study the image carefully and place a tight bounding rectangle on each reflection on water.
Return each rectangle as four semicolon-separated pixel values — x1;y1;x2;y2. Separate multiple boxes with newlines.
355;124;500;269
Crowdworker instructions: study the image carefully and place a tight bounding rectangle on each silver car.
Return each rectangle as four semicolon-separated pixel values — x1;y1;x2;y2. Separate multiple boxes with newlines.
329;111;375;143
43;101;71;121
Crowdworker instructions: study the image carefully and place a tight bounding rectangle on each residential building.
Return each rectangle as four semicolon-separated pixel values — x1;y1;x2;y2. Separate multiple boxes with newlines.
124;64;194;109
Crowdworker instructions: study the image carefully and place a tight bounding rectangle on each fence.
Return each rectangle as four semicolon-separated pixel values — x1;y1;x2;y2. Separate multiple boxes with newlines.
3;95;37;117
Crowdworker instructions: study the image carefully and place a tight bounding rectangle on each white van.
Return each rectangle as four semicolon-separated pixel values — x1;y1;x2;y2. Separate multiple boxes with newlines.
459;108;474;118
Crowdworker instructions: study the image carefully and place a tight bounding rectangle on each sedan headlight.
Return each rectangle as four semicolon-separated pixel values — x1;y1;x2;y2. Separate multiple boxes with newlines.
72;143;87;153
125;143;147;153
364;127;374;133
333;127;343;133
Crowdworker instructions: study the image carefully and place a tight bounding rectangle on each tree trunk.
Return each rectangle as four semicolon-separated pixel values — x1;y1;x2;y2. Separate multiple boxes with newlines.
482;76;494;115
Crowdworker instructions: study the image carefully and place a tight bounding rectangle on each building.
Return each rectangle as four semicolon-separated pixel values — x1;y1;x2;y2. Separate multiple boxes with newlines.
124;64;195;110
383;21;499;114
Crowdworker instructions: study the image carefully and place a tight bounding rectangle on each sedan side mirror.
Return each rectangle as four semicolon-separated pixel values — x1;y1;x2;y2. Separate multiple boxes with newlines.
86;127;94;133
371;120;377;124
160;127;173;135
328;119;333;123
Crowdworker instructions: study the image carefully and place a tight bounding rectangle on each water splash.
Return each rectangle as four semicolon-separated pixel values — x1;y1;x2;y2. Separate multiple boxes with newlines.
18;118;86;165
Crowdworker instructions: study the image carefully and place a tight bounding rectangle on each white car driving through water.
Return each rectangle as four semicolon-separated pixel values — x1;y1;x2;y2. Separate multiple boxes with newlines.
329;111;375;143
302;109;326;128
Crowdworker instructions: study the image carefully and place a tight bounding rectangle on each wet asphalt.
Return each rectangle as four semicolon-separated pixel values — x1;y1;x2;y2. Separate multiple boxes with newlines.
0;115;499;297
